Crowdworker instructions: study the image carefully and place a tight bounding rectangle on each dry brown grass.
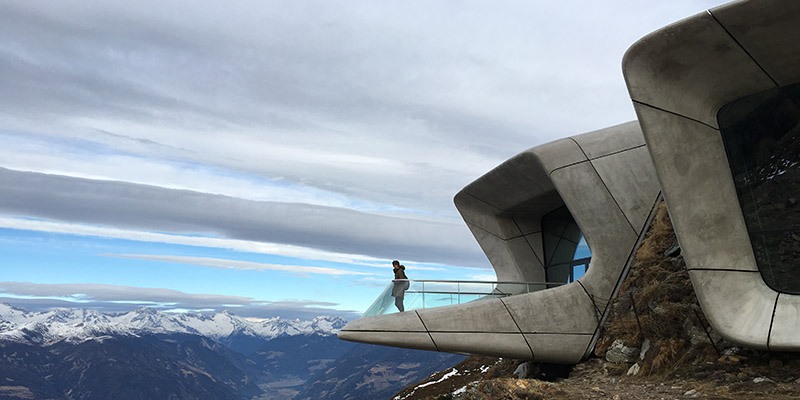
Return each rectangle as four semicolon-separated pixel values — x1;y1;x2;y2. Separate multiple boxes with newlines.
597;202;716;376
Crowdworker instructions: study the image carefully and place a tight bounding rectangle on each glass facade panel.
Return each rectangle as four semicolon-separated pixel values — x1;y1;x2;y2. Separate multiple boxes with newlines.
541;206;592;283
719;83;800;293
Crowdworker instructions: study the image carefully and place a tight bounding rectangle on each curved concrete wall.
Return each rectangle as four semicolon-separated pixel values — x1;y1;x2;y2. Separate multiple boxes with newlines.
623;0;800;350
339;122;661;363
340;0;800;360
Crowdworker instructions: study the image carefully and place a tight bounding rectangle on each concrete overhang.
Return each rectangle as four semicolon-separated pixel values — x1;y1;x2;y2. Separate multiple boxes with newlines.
339;122;661;363
623;0;800;350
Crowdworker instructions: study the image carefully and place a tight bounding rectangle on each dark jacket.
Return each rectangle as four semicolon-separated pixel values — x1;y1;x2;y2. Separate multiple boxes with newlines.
392;265;409;297
393;265;408;280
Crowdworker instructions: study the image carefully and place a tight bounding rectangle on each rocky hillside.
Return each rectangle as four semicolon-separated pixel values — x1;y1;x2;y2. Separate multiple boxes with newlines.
0;306;463;399
297;345;464;400
395;203;800;399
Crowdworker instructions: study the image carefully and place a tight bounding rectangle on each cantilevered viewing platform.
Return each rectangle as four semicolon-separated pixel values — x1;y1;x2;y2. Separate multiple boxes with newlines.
340;122;660;363
342;0;800;361
362;279;568;317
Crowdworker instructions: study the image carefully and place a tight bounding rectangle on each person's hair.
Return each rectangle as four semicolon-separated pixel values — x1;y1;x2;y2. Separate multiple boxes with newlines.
392;260;400;266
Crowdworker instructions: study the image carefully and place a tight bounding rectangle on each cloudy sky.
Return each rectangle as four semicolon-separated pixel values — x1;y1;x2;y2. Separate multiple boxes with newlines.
0;1;721;319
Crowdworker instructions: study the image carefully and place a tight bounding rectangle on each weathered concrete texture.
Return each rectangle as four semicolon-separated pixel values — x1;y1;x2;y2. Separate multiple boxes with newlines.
623;9;775;128
524;334;594;365
417;299;521;333
687;270;774;349
341;310;428;332
571;122;645;159
463;224;545;283
623;0;800;351
591;146;660;230
549;160;638;299
430;333;533;359
339;122;661;363
712;0;800;86
632;104;757;273
337;331;438;351
453;193;523;241
502;283;598;334
770;294;800;351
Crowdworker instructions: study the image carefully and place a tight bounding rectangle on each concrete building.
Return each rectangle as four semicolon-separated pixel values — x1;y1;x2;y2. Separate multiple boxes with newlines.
339;123;661;363
339;0;800;361
624;0;800;351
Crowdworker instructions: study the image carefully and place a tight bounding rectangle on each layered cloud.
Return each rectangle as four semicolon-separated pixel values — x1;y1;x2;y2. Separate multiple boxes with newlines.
0;1;723;309
107;254;374;276
0;167;483;267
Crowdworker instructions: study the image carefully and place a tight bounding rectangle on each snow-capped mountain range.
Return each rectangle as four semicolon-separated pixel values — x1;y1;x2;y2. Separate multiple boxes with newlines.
0;303;347;345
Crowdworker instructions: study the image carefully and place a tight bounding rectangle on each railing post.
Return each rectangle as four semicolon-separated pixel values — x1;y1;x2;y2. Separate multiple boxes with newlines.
457;281;461;304
422;281;425;309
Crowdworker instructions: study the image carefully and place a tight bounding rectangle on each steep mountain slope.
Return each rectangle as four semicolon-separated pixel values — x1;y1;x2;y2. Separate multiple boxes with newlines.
0;334;259;400
297;343;465;400
0;305;464;399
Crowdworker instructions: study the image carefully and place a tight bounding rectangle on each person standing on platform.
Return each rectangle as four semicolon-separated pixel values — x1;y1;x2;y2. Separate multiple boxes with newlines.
391;260;409;312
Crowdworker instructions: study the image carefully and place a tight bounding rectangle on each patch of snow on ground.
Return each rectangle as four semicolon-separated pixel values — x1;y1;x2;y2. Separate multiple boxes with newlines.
394;368;460;400
416;368;460;389
452;385;467;395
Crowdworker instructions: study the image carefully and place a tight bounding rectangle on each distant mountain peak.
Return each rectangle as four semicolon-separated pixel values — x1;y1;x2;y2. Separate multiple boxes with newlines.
0;305;346;346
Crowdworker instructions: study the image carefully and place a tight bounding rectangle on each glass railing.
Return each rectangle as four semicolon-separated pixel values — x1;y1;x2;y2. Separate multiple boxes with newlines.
362;280;565;317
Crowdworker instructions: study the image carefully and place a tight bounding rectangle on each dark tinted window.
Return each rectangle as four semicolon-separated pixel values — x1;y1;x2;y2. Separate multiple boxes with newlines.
719;83;800;293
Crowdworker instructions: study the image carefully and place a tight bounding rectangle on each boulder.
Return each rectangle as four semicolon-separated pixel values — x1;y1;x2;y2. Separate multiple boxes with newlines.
606;339;640;363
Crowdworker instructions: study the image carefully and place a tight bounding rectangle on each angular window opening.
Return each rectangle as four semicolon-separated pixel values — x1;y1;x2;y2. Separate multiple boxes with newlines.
542;206;592;283
719;82;800;294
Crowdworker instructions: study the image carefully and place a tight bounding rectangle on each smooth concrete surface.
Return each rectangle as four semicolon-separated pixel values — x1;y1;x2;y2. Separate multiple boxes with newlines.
632;104;758;272
770;294;800;351
337;331;438;351
340;122;661;363
524;334;594;365
523;232;545;265
340;309;428;332
464;225;545;283
430;332;533;359
571;121;645;160
623;9;775;128
417;298;521;333
457;153;557;213
528;138;588;176
453;193;523;240
550;162;640;300
712;0;800;86
623;0;800;350
590;146;661;230
506;236;547;279
687;270;774;349
502;283;598;334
